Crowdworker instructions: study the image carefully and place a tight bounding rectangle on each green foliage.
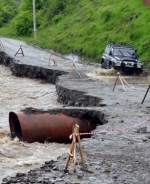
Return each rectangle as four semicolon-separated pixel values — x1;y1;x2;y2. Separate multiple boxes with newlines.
10;0;72;36
12;11;33;36
19;0;45;11
40;0;72;22
0;0;150;68
52;14;64;24
0;0;18;28
12;0;47;36
102;7;113;22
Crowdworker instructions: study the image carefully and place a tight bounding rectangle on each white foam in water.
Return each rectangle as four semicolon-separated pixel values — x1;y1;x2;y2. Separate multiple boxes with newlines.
0;65;69;182
64;53;80;62
95;68;119;76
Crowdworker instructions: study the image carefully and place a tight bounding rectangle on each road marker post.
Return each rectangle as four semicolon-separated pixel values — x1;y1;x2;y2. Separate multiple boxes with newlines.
119;75;126;91
0;40;4;49
48;51;57;66
113;72;126;92
15;45;24;56
113;72;119;91
68;63;82;79
65;124;85;172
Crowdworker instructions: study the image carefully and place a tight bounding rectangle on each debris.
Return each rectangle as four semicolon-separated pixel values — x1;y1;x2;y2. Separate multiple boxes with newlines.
137;127;147;134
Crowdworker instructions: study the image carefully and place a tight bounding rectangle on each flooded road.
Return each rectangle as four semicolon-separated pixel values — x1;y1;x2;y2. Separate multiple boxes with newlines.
0;65;69;181
0;54;150;182
1;37;150;183
88;68;150;86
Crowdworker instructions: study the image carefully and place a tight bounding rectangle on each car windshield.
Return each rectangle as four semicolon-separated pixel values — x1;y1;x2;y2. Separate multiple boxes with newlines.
113;48;136;57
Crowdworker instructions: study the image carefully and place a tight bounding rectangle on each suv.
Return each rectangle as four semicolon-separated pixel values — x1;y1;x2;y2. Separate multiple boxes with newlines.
101;42;143;73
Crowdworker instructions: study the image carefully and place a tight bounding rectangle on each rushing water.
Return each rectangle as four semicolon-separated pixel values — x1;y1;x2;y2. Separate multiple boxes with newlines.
88;68;150;85
1;60;149;182
0;65;69;181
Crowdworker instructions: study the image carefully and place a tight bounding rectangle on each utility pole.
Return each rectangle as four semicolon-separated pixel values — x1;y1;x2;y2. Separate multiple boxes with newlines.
32;0;36;41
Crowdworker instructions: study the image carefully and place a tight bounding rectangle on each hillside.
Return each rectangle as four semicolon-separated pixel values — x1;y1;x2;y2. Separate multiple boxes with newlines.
0;0;150;68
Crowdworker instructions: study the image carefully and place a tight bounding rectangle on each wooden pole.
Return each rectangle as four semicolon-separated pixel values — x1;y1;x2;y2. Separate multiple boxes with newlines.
15;45;24;56
72;63;82;78
141;85;150;104
65;140;74;170
21;46;24;56
73;133;76;172
68;63;82;79
68;68;73;78
48;51;57;66
0;40;4;49
113;72;126;92
65;125;77;170
64;124;85;172
119;75;126;92
77;132;85;167
113;72;119;91
72;124;79;172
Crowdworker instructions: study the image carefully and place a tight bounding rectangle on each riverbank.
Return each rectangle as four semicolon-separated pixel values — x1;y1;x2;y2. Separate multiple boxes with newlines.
0;65;71;181
1;37;150;184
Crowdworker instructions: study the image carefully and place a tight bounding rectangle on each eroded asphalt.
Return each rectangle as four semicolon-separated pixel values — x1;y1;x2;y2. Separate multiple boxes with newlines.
1;37;150;184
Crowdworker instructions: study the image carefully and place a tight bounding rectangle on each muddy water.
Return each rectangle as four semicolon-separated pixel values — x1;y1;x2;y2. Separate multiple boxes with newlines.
1;62;149;181
0;65;69;181
88;68;150;86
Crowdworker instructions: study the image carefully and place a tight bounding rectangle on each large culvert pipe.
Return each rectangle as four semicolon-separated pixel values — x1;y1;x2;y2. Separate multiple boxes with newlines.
9;112;97;143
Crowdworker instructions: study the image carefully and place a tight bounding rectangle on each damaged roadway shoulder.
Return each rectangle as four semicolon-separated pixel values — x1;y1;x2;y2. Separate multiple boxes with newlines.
1;38;150;184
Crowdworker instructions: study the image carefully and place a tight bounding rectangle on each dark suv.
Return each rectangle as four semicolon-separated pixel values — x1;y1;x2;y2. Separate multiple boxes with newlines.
101;42;143;73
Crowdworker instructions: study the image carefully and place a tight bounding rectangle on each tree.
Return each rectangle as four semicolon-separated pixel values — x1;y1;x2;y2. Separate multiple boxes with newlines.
0;0;18;27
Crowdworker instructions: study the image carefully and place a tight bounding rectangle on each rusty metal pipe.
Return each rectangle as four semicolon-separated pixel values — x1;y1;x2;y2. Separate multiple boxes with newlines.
9;112;96;143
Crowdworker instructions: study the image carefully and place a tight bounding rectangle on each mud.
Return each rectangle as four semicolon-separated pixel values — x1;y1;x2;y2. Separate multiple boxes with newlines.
0;37;150;183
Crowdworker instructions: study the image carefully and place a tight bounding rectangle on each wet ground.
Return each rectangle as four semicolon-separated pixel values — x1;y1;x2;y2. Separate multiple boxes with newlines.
0;65;69;181
0;37;150;183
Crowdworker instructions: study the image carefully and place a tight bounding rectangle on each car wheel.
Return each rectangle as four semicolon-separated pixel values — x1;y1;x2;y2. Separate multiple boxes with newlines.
135;70;143;75
101;62;104;68
109;63;112;69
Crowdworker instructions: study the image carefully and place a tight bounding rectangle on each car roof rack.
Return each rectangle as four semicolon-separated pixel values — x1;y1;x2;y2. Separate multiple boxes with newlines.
108;41;134;48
